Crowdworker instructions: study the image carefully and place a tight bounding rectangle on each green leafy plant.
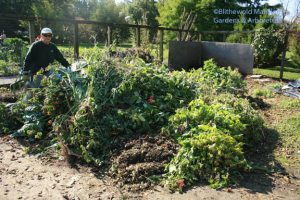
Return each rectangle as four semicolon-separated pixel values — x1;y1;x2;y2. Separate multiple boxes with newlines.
164;98;245;140
12;89;46;139
0;38;27;75
210;94;265;147
165;130;247;191
0;102;23;135
186;59;246;97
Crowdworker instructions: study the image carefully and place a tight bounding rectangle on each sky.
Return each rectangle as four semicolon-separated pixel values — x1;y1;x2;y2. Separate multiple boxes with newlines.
268;0;299;19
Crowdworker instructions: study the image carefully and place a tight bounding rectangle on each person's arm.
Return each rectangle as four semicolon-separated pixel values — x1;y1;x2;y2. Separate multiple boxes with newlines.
24;43;36;72
53;45;70;67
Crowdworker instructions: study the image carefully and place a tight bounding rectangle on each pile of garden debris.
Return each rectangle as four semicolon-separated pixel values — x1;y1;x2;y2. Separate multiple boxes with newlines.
275;78;300;99
108;48;154;63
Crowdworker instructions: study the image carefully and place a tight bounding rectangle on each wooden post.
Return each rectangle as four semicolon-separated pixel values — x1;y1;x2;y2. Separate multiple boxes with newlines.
223;33;226;42
178;30;182;41
198;33;202;42
107;25;112;46
74;21;79;60
280;30;289;80
136;27;141;47
159;29;164;63
28;20;35;44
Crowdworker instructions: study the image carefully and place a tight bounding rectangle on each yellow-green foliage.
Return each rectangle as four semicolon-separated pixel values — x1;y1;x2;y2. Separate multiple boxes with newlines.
165;129;247;191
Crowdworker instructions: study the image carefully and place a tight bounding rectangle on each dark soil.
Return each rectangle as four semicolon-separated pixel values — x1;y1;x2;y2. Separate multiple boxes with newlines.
109;134;178;191
0;91;18;103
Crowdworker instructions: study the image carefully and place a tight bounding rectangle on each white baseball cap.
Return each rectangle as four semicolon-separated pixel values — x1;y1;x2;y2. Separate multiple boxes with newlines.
41;28;53;34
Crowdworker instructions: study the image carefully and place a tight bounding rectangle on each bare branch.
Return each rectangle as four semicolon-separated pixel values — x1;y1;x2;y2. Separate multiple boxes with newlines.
291;0;300;25
280;0;290;23
289;0;300;29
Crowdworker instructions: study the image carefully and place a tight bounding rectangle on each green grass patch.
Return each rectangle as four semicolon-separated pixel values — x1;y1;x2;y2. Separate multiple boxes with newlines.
268;66;300;73
253;68;300;81
252;88;274;98
276;154;292;166
275;112;300;168
277;99;300;109
249;83;280;98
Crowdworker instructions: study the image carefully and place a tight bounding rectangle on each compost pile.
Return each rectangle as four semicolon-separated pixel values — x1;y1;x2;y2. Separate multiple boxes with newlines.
0;55;265;191
108;47;154;63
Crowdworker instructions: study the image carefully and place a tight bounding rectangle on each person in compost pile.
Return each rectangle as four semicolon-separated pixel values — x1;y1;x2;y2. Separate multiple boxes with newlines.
22;27;70;87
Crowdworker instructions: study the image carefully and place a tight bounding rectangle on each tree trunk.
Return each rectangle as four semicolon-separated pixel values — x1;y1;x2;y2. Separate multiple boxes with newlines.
280;31;289;80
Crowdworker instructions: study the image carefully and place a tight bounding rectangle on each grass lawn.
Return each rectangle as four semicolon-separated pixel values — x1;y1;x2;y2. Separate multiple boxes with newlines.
274;106;300;171
253;68;300;81
247;78;300;172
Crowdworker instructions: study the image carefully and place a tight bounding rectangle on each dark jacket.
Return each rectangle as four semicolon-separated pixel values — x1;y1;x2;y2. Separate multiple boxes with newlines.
24;41;70;74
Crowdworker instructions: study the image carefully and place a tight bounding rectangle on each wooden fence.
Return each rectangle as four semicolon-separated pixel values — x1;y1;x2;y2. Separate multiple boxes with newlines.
0;15;256;62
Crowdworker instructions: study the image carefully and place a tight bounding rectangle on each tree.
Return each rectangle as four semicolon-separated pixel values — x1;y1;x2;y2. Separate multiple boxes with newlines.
28;0;76;43
0;0;35;16
226;14;253;44
289;25;300;67
157;0;281;41
0;0;36;37
91;0;130;43
92;0;121;23
278;0;300;79
74;0;90;19
127;0;159;43
128;0;159;26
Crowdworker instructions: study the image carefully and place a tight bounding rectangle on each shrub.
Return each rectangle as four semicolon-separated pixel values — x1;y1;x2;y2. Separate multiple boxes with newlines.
252;28;284;67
